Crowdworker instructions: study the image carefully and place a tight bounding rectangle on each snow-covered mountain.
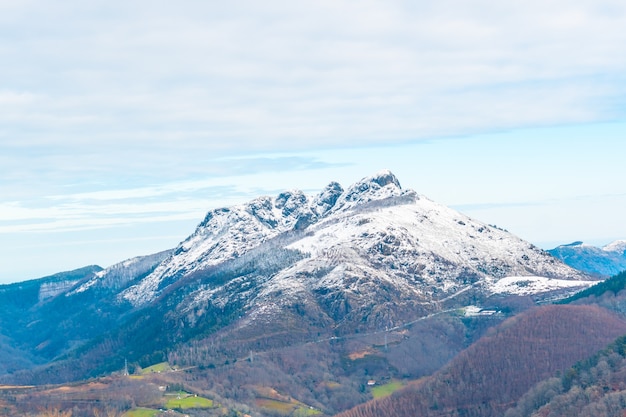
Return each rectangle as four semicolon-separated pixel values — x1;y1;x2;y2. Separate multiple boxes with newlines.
1;170;600;390
119;170;593;323
549;240;626;277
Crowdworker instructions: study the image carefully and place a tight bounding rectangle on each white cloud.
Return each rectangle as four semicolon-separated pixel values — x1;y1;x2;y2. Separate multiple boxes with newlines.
2;0;626;281
2;0;625;152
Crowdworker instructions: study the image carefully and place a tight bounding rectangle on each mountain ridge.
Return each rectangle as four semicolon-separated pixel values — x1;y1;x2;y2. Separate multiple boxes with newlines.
0;170;606;416
549;240;626;277
120;170;593;311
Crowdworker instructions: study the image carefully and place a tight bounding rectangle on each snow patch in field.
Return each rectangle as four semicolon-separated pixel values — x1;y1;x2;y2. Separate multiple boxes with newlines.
463;306;482;316
490;276;596;296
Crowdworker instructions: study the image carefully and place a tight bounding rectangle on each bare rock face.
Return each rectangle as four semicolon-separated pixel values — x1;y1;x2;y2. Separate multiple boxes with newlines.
116;170;593;337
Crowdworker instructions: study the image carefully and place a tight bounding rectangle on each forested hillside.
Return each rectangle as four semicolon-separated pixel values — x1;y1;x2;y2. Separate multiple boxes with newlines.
497;270;626;416
504;333;626;417
335;305;626;417
561;270;626;306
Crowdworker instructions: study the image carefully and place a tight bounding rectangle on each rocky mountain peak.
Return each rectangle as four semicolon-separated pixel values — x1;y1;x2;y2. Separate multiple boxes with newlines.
370;169;401;188
121;170;595;307
313;181;344;216
329;169;405;214
349;169;401;195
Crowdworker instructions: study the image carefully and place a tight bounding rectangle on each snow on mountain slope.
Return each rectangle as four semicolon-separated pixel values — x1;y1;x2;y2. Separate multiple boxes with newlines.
121;170;594;310
284;193;590;301
70;249;173;295
120;184;342;305
489;276;597;296
39;280;81;301
604;240;626;253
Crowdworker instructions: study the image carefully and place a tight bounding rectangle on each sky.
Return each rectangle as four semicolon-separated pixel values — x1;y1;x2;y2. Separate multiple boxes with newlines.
1;1;626;283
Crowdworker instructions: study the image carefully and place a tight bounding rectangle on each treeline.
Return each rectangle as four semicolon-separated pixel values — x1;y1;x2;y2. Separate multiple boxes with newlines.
335;305;626;417
560;270;626;304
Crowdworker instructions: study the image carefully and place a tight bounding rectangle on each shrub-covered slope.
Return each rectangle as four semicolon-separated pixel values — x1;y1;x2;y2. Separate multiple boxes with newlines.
335;305;626;417
505;333;626;417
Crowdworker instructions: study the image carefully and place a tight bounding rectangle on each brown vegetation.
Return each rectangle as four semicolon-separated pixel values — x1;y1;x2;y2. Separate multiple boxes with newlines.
336;305;626;417
504;331;626;416
0;376;161;417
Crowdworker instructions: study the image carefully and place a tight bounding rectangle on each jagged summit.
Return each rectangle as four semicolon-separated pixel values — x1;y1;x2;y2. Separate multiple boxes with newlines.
312;181;344;216
196;170;399;233
371;168;401;187
120;171;593;307
329;169;406;213
120;171;407;304
344;169;402;196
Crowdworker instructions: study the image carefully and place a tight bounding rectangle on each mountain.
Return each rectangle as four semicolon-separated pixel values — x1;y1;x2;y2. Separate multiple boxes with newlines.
0;265;102;306
0;252;171;378
548;240;626;277
0;170;601;415
0;266;102;373
121;170;593;311
92;170;595;380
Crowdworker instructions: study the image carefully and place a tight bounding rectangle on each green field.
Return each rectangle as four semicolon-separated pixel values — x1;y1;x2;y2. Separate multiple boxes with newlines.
294;406;323;416
123;408;160;417
165;393;214;409
371;381;404;399
141;362;172;374
256;398;295;413
255;398;321;416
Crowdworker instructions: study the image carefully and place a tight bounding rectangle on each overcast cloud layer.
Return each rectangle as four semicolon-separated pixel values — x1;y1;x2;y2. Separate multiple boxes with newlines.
3;1;626;152
1;1;626;282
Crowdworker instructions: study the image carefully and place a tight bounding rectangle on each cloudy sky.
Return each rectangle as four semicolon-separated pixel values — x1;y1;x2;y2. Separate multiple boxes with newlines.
1;1;626;283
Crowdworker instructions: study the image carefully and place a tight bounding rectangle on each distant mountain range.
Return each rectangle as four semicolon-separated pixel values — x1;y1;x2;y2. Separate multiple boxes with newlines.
548;240;626;277
0;170;616;416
